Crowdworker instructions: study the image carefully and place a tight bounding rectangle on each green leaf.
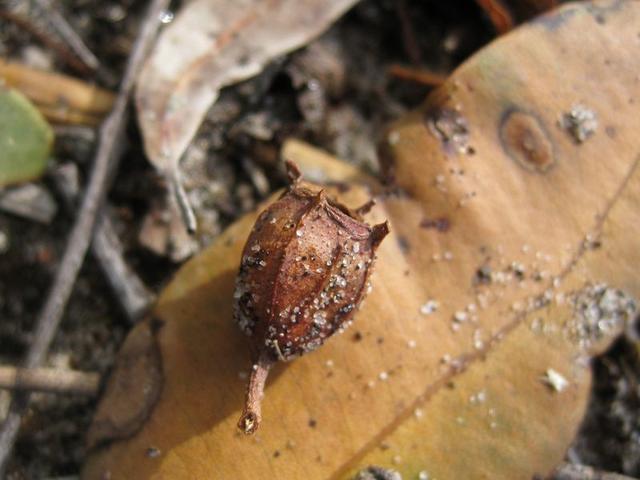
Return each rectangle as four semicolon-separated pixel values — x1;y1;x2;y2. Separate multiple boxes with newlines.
0;87;53;187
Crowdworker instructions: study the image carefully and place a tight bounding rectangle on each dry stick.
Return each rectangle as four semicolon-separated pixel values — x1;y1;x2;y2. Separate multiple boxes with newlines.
169;171;198;234
0;366;99;396
387;64;448;88
32;0;100;71
395;0;422;65
551;463;639;480
0;9;91;75
52;166;156;322
0;0;170;473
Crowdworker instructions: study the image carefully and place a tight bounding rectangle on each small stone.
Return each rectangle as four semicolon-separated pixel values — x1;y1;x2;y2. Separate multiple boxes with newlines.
561;104;598;143
453;311;468;323
542;368;569;392
159;10;174;23
420;300;439;315
0;183;57;224
146;446;161;458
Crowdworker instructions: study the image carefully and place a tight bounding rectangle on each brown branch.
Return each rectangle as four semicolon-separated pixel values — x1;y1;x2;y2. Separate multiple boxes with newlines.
0;0;170;474
238;354;274;435
387;64;448;88
0;366;99;396
395;0;422;65
474;0;514;34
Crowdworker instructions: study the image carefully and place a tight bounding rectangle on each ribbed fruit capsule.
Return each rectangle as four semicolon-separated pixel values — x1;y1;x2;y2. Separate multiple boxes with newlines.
234;162;389;434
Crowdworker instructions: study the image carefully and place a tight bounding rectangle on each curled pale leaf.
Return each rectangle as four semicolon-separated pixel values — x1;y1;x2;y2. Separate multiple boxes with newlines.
85;2;640;479
135;0;360;181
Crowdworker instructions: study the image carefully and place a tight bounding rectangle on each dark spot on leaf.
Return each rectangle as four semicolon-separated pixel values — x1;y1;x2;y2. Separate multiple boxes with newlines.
352;331;363;342
273;450;281;458
499;108;555;173
605;126;616;138
396;235;410;254
425;107;470;155
326;181;351;193
308;418;317;428
377;138;397;185
420;216;451;232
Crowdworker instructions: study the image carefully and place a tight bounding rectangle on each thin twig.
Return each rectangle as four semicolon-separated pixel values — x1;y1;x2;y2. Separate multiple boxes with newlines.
395;0;422;65
0;366;99;396
474;0;514;34
0;0;170;474
551;462;639;480
93;210;156;321
387;63;448;87
169;170;198;235
32;0;100;71
51;164;156;322
0;9;91;75
238;353;274;435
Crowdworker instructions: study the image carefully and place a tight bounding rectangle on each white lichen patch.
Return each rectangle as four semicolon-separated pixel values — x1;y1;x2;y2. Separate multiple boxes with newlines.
567;284;637;350
560;104;598;143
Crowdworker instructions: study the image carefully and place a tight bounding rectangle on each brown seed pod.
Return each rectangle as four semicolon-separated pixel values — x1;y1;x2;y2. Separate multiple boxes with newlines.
234;161;389;434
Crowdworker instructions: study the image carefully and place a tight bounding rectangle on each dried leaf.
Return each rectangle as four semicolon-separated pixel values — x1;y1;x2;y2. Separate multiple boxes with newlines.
0;58;115;126
0;87;53;187
84;2;640;479
135;0;359;178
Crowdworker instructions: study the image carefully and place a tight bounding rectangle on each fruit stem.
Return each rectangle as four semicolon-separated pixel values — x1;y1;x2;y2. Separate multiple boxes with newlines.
238;353;273;435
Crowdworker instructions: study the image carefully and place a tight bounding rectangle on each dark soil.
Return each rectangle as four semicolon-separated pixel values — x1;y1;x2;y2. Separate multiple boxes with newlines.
0;0;638;478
